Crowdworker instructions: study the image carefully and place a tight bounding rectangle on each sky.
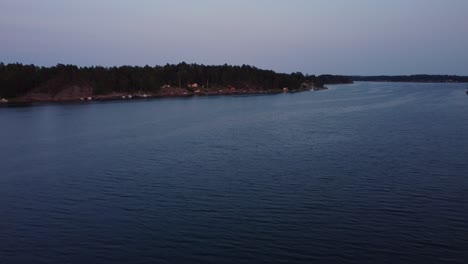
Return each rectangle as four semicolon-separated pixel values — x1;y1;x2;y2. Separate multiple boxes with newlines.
1;0;468;75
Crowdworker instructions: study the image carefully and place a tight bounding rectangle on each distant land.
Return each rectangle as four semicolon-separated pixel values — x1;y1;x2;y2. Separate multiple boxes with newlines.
0;62;352;104
350;75;468;83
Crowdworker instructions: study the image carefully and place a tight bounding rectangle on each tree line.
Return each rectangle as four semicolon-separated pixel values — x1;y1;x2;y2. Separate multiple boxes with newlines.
0;62;353;98
351;75;468;83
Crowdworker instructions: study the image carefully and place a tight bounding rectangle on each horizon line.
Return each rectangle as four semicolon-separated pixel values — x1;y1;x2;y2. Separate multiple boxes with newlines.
1;61;467;77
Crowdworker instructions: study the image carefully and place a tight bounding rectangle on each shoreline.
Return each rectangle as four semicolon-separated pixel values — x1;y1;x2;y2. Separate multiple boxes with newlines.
353;80;468;83
0;87;327;107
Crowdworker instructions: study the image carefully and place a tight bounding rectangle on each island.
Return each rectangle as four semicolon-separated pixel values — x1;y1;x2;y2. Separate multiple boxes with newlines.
350;75;468;83
0;62;353;105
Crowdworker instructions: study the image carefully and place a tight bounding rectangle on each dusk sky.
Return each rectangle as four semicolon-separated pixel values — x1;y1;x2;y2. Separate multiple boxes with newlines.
1;0;468;75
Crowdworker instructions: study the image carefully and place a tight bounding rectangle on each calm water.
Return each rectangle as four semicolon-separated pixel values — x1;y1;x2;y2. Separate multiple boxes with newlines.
1;82;467;263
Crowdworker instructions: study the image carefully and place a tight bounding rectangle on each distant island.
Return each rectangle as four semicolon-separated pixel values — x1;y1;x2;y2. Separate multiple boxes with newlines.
0;62;352;104
350;75;468;83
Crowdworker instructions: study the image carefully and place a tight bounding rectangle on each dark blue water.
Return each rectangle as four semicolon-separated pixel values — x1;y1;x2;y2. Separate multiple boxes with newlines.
1;82;467;263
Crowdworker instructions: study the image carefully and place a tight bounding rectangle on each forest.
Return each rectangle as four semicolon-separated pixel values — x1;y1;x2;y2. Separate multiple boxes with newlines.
0;62;353;99
351;75;468;83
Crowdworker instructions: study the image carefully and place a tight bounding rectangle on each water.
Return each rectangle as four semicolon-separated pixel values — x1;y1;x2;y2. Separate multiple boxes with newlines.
1;82;467;263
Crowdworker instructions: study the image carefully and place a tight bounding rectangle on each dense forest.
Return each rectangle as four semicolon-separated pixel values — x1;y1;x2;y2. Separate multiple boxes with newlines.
351;75;468;83
0;62;352;100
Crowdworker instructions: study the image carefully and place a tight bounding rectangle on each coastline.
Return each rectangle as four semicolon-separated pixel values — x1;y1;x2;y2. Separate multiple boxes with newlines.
0;62;352;107
0;86;328;107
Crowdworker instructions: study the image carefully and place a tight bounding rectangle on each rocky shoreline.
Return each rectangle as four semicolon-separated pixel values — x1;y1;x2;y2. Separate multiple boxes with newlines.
0;86;328;106
1;63;354;106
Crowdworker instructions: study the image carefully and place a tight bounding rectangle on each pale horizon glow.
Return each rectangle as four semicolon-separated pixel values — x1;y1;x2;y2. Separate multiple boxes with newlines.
1;0;468;75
